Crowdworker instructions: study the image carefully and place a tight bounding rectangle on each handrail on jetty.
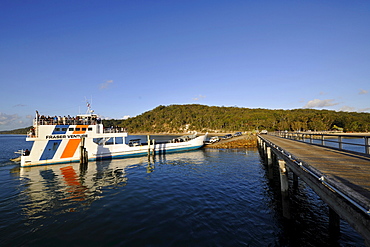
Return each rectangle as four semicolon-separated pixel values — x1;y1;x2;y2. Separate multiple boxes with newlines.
270;131;370;155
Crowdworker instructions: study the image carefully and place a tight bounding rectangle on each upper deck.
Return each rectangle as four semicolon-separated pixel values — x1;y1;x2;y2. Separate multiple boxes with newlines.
35;114;101;126
28;113;126;139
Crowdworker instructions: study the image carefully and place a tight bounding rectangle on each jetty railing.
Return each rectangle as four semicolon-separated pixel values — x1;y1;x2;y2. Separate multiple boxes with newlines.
271;132;370;155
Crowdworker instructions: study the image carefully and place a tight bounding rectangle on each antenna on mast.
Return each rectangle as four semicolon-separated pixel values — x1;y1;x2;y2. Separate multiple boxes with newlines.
85;97;94;114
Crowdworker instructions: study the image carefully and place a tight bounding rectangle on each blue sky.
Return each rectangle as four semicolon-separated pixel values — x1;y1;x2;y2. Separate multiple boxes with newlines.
1;0;369;131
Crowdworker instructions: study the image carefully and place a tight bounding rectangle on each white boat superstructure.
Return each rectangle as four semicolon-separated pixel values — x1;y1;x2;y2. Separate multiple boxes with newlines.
20;111;207;167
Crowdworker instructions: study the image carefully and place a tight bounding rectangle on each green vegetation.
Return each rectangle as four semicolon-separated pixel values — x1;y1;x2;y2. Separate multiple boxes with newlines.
2;104;369;134
104;104;370;133
0;126;31;135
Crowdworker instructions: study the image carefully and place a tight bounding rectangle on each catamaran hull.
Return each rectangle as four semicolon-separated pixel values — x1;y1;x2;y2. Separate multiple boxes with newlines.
21;135;206;167
95;144;204;160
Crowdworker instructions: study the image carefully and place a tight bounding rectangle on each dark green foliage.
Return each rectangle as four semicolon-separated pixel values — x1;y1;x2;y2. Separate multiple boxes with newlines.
3;105;369;134
0;126;31;135
104;105;370;133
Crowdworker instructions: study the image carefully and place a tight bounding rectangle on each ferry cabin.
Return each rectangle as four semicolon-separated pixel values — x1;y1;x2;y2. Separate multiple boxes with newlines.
22;113;130;167
21;113;206;167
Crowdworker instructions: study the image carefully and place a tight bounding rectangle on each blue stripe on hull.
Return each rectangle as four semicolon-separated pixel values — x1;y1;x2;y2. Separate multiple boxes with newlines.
40;140;62;160
39;125;69;161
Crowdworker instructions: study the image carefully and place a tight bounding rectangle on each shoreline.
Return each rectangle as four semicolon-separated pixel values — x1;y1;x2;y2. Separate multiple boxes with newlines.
205;134;258;149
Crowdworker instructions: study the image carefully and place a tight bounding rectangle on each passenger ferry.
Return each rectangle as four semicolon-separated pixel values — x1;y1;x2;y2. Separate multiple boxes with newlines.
20;109;207;167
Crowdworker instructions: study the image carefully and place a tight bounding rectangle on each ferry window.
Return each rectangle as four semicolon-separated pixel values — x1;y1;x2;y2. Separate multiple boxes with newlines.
88;128;92;131
55;128;60;131
62;128;67;131
115;137;123;144
93;138;103;145
75;128;81;131
105;137;114;145
69;128;74;131
53;142;59;150
82;128;87;131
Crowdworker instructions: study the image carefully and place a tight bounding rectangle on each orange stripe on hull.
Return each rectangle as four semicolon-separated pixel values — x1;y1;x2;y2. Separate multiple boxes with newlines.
61;139;81;158
60;125;88;159
73;125;88;134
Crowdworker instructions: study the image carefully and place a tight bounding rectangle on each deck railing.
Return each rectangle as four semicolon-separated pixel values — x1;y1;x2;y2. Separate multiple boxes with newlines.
27;119;127;138
271;131;370;155
33;118;101;126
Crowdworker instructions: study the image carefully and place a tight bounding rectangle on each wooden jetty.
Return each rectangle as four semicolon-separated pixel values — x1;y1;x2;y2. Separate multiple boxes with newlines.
258;133;370;246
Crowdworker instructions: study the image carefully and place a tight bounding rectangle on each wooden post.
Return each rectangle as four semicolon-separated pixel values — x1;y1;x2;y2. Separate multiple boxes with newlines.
266;147;272;165
84;148;88;163
338;136;343;150
329;207;340;240
147;135;151;156
365;137;370;155
279;159;289;194
80;137;87;165
279;159;290;219
258;137;263;152
293;173;298;190
267;151;274;180
152;139;155;156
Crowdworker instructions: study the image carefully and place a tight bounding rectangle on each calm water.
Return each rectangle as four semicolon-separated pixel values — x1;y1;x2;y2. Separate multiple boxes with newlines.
303;136;367;154
0;135;364;246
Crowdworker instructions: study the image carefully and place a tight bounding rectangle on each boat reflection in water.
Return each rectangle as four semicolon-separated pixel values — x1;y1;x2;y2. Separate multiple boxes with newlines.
17;150;207;217
19;157;140;216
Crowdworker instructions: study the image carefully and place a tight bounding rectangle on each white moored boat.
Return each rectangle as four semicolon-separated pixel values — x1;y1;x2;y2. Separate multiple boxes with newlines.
20;109;207;167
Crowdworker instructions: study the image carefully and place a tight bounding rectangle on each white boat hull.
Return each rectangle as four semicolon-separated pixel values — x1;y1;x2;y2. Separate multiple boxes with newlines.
21;122;207;167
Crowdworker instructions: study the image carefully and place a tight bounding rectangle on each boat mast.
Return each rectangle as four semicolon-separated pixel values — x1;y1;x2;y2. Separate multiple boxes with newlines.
85;98;94;115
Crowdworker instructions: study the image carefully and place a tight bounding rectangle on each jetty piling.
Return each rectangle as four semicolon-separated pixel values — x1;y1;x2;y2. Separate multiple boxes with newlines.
329;207;341;238
152;139;155;156
266;146;272;165
147;135;151;156
278;159;288;195
80;137;88;165
147;135;156;156
146;135;157;156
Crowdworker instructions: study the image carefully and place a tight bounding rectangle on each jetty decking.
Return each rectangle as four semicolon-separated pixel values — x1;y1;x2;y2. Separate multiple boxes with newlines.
258;134;370;246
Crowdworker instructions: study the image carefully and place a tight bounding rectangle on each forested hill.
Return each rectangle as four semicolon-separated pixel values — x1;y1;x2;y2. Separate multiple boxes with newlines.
1;105;369;134
0;126;31;135
103;104;370;133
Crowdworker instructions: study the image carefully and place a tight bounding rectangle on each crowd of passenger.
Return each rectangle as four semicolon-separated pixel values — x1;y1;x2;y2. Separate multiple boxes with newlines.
103;126;127;133
36;115;102;125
